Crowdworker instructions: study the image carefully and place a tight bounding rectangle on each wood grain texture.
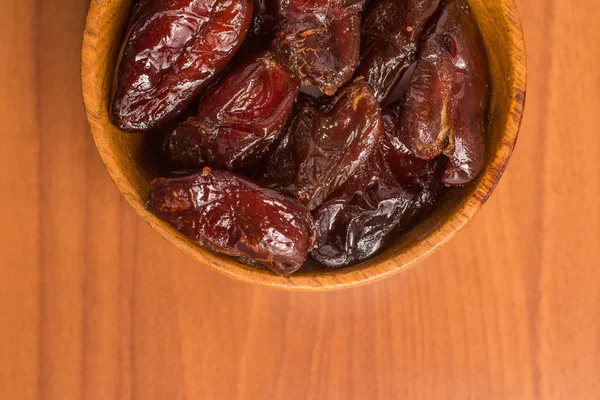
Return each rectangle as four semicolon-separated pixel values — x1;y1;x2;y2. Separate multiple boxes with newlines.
0;0;599;398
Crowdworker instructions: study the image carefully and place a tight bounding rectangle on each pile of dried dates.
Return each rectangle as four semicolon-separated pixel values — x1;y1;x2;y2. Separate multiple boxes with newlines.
111;0;490;275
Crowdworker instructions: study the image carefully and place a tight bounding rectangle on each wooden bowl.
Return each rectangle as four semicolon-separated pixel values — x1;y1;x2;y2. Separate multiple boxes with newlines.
81;0;526;291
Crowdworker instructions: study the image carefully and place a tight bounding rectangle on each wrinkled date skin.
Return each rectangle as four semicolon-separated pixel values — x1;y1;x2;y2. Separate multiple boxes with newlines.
111;0;254;132
164;52;301;171
311;108;447;267
354;0;440;103
273;0;366;95
400;0;490;185
146;168;316;275
263;78;383;210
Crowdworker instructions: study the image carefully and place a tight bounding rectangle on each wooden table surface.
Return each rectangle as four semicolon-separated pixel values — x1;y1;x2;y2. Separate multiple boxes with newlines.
1;1;599;399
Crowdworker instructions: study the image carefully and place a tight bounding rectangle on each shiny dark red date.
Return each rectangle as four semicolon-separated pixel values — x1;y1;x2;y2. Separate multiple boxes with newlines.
263;78;383;210
273;0;366;95
111;0;254;132
146;168;316;275
311;108;447;267
164;52;300;171
355;0;440;103
400;0;490;185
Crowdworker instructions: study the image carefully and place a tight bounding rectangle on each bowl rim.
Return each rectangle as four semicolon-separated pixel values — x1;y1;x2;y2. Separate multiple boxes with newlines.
81;0;527;292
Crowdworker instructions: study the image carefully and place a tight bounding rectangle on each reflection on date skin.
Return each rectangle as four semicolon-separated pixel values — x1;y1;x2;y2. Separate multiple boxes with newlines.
146;168;316;275
263;78;383;211
355;0;440;104
400;0;490;185
273;0;366;95
311;108;447;268
111;0;254;132
164;52;301;172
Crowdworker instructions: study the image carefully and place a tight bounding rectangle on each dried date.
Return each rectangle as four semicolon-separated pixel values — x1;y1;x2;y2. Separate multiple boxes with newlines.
354;0;440;103
311;108;447;267
273;0;366;95
263;78;383;210
111;0;254;132
146;168;316;275
164;52;301;171
400;0;489;185
380;107;431;186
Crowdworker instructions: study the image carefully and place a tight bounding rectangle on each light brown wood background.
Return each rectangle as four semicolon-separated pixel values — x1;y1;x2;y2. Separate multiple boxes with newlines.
1;1;599;399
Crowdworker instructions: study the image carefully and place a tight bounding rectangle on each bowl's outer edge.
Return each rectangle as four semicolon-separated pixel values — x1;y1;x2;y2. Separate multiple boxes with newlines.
81;0;527;291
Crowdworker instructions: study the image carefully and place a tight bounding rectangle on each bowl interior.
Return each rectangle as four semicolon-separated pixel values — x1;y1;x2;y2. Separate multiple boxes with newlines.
81;0;526;291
